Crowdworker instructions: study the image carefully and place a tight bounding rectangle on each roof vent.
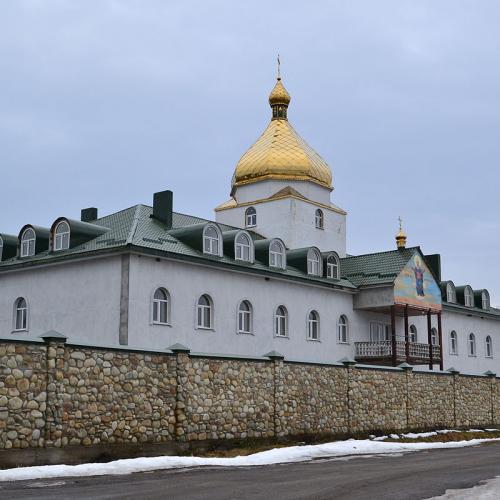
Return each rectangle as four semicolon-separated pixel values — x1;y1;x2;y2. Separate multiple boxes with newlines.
81;207;98;222
153;190;173;229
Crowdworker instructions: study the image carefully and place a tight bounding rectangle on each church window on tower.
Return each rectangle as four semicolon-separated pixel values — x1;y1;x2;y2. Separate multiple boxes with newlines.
315;209;324;229
245;207;257;227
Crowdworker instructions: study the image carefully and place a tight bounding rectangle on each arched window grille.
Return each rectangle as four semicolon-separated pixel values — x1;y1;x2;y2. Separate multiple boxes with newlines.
409;325;417;343
337;315;348;343
327;254;339;280
468;333;476;356
450;331;458;355
446;282;456;303
486;335;493;358
431;327;439;345
235;233;252;262
274;306;288;337
307;248;321;276
152;288;170;325
482;291;490;310
54;221;70;251
0;236;3;261
237;300;252;334
464;286;474;307
203;226;220;256
269;240;285;269
245;207;257;227
14;297;28;331
197;294;213;329
315;209;324;229
21;228;36;257
307;310;320;340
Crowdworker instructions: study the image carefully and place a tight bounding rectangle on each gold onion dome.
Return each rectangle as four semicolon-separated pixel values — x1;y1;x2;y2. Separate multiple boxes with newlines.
231;75;333;194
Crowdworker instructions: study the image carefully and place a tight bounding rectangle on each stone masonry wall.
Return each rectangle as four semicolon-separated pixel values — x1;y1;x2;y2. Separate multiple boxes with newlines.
1;338;500;462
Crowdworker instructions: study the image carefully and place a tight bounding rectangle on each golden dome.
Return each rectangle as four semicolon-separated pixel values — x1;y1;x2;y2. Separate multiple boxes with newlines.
231;76;333;193
396;217;407;249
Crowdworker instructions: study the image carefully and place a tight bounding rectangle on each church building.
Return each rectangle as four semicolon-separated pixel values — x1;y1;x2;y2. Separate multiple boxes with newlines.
0;74;498;375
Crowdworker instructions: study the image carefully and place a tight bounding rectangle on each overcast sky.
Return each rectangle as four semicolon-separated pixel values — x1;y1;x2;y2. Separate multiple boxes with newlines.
1;1;499;303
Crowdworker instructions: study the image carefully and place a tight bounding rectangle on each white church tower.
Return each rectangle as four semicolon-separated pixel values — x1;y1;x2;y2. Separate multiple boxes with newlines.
215;71;347;256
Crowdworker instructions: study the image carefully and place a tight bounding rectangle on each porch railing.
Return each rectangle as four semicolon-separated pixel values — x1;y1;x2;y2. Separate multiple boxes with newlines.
355;341;441;362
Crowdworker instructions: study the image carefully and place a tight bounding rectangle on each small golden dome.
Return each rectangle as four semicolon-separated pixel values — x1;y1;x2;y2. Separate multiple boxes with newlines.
396;217;407;249
231;76;333;193
269;78;291;106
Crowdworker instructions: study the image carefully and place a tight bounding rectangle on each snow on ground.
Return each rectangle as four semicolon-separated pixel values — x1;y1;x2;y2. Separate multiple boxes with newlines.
1;436;500;482
428;476;500;499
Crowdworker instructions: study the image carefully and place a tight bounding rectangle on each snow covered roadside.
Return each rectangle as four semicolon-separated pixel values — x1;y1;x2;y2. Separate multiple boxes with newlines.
2;436;500;482
429;476;500;499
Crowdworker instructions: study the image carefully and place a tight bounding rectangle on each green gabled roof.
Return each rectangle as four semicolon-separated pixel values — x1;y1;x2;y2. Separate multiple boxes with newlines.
0;205;356;290
340;247;419;287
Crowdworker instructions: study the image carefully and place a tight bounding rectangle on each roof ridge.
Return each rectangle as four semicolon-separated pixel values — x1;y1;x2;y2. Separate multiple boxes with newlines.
126;205;142;244
341;246;419;260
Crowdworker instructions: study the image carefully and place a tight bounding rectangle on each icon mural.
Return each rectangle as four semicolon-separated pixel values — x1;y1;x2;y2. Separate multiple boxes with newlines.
394;253;442;310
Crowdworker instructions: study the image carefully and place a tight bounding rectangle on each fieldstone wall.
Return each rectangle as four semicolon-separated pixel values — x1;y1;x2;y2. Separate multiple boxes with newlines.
1;337;500;465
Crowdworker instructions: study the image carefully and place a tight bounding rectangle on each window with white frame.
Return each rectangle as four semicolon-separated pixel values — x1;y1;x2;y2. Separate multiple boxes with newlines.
237;300;252;334
337;315;348;343
409;325;417;343
370;322;390;342
0;236;3;262
468;333;476;356
431;327;439;345
14;297;28;331
203;226;220;256
326;254;339;280
269;240;285;269
307;248;321;276
152;288;170;325
235;232;252;262
482;291;490;310
450;331;458;355
315;209;324;229
307;310;320;340
21;228;36;257
486;335;493;358
196;294;213;329
245;207;257;227
464;286;474;307
274;306;288;337
446;282;456;303
54;221;70;251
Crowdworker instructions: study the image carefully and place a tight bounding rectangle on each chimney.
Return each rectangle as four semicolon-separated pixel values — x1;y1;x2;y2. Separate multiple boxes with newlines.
152;190;173;228
424;254;441;282
81;207;98;222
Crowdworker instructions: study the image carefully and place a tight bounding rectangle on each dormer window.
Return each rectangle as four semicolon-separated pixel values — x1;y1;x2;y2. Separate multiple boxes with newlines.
235;232;253;262
245;207;257;228
20;228;36;257
446;282;456;303
307;248;321;276
482;291;490;310
326;253;340;280
315;209;324;229
464;286;474;307
269;240;286;269
54;221;70;251
203;225;221;256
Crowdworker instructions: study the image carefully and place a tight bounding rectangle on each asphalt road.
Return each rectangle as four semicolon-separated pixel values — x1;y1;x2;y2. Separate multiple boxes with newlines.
3;442;500;500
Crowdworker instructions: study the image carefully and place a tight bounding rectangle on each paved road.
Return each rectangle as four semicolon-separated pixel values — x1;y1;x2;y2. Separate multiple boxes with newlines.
3;442;500;500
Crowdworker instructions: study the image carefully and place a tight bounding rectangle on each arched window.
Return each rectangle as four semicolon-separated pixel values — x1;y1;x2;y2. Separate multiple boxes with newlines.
14;298;28;331
235;232;252;262
54;221;70;251
468;333;476;356
464;286;474;307
307;248;321;276
152;288;170;325
326;254;339;280
337;315;348;343
245;207;257;227
409;325;417;343
197;294;213;329
315;209;324;229
431;327;439;345
274;306;288;337
307;310;320;340
203;225;221;256
269;240;285;269
446;282;456;303
237;300;252;334
482;291;490;310
486;335;493;358
0;236;3;262
21;228;36;257
450;331;458;355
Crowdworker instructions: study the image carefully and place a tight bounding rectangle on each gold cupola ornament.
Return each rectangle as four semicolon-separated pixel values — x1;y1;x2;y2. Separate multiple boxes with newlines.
231;58;333;195
396;217;407;249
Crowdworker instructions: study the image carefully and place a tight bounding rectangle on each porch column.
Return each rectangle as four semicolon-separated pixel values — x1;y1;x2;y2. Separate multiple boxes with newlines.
427;309;433;370
404;304;410;363
438;312;444;371
391;305;397;367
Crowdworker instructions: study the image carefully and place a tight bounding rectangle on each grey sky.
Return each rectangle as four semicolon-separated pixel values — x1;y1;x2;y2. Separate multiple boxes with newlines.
1;1;499;303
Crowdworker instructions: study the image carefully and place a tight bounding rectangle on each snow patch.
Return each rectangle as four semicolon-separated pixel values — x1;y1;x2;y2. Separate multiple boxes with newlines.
428;475;500;499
